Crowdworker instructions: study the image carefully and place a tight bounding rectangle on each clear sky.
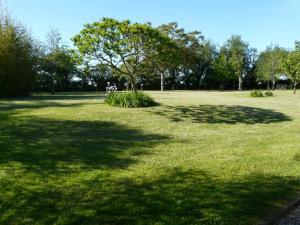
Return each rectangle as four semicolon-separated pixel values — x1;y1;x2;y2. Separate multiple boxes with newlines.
4;0;300;51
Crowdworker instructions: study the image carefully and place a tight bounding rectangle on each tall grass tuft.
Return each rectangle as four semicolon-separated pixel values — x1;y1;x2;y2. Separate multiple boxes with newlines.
250;89;264;97
105;91;157;108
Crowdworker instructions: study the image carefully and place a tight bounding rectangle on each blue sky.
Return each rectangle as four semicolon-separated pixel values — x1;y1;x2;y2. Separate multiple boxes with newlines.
4;0;300;51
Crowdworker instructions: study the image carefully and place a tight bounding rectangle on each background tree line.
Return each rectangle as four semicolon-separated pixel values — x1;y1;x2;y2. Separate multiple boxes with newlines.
1;12;300;97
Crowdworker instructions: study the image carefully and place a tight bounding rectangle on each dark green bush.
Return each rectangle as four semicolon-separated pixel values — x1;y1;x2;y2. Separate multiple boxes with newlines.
250;89;264;97
265;91;274;97
0;15;35;97
105;91;157;108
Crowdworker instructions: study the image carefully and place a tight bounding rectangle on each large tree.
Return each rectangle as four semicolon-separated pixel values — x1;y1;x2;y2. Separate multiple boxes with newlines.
157;22;207;90
207;52;235;89
189;40;216;89
282;47;300;94
222;35;251;90
36;29;76;94
72;18;172;92
256;44;287;90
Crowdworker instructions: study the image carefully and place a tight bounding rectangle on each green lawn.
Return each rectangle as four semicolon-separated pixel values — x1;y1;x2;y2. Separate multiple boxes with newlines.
0;91;299;225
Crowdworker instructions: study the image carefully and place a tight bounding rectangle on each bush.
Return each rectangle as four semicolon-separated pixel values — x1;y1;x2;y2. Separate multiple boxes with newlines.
0;14;35;97
105;91;157;108
265;91;274;97
250;89;264;97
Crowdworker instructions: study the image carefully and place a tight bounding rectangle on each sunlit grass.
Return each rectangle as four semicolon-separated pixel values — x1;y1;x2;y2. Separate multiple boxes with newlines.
0;90;299;225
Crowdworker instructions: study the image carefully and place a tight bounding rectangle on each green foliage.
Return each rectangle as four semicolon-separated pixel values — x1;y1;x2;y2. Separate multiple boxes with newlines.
37;48;76;93
255;44;287;89
156;22;215;90
0;14;35;97
105;91;156;108
222;35;253;90
265;91;274;97
73;18;174;92
35;29;77;94
250;89;264;97
210;53;235;82
157;22;204;72
282;47;300;94
2;10;297;93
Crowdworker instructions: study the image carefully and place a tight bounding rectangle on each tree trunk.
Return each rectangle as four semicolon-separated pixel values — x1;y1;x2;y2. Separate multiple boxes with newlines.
293;83;297;94
238;75;243;91
272;76;276;90
96;81;101;92
267;80;270;90
132;82;137;93
195;71;202;89
220;82;224;90
161;72;164;92
51;83;55;95
170;69;176;90
50;77;55;95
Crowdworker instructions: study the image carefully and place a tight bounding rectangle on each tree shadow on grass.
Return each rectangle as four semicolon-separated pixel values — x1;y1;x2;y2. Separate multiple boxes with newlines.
27;94;105;101
91;169;298;225
1;167;298;225
153;105;291;124
0;96;105;123
0;93;105;113
1;93;105;101
0;117;169;173
0;101;93;112
0;101;98;122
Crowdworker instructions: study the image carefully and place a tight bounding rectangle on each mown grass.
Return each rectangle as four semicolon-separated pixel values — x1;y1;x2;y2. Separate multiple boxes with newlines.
0;91;299;225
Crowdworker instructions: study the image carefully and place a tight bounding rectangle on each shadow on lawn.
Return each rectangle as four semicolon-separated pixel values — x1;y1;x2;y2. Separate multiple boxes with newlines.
294;154;300;161
0;98;297;224
0;101;94;112
153;105;291;124
1;92;105;101
1;167;298;225
0;117;169;172
0;94;105;113
27;94;105;101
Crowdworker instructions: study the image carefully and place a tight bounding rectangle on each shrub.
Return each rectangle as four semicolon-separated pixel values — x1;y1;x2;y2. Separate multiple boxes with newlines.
265;91;274;97
105;91;157;108
250;89;264;97
0;14;35;97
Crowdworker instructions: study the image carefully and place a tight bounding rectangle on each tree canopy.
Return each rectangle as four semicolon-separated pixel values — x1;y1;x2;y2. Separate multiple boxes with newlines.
221;35;251;90
256;44;287;90
0;13;35;97
282;45;300;94
35;29;77;94
72;18;175;92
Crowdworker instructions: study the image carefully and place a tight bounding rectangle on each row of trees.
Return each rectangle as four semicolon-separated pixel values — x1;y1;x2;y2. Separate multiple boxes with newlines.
1;13;300;96
73;19;257;92
72;18;300;93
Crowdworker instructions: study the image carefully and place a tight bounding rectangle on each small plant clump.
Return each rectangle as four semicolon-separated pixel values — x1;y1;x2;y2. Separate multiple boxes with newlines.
250;89;264;97
264;91;274;97
105;91;157;108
